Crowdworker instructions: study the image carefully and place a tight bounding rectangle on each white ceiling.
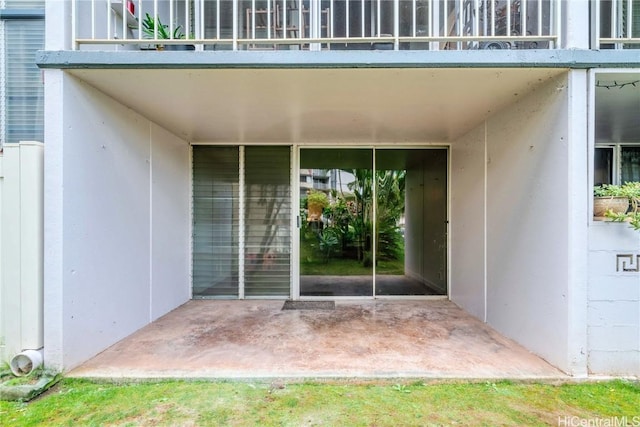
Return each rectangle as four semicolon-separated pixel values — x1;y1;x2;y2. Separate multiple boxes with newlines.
69;67;567;143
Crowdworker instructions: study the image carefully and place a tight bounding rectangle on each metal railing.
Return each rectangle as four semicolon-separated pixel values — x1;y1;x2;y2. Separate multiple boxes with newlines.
73;0;561;50
597;0;640;48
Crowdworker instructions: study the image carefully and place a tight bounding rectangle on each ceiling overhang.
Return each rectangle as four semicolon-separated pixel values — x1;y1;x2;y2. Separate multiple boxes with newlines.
68;67;568;143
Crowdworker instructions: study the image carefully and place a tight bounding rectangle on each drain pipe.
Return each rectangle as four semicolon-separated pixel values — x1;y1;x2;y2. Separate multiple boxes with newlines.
9;349;44;376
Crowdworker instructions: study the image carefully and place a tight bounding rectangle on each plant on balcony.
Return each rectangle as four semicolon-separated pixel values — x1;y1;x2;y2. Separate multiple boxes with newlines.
141;13;194;51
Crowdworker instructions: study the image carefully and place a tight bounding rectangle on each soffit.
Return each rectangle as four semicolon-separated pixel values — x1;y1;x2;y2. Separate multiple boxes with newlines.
68;67;566;143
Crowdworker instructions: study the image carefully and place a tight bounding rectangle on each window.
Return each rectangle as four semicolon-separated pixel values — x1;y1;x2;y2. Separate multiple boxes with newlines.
0;2;45;145
595;144;640;185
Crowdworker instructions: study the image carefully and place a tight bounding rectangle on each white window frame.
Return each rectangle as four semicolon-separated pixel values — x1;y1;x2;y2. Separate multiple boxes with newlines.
0;4;45;146
595;142;640;184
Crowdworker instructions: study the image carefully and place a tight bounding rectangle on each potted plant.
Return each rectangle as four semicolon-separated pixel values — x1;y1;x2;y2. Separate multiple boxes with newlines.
601;182;640;231
141;13;195;51
306;190;329;222
593;184;630;217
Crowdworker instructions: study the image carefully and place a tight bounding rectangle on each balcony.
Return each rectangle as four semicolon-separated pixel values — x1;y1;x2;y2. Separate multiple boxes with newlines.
73;0;560;51
597;0;640;48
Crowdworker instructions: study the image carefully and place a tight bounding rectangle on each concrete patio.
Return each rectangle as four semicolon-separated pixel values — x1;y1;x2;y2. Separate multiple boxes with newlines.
68;300;566;380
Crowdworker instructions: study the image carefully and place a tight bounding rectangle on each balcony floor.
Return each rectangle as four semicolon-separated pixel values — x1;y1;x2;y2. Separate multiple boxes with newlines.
68;300;566;379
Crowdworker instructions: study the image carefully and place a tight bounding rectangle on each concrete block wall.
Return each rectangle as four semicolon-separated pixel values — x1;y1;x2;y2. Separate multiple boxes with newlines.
588;222;640;375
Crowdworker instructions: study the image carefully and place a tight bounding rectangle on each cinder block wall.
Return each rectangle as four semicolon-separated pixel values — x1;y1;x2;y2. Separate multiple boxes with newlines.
588;223;640;376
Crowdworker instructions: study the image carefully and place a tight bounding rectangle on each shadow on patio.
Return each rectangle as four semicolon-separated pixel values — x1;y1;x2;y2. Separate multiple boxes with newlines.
68;300;566;379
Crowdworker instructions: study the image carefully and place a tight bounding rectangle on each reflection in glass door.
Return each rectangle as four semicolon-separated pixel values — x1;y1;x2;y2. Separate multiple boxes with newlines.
375;149;447;296
299;149;374;296
299;147;447;298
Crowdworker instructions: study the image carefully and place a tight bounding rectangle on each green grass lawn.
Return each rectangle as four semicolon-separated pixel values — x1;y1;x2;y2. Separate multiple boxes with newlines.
1;379;638;426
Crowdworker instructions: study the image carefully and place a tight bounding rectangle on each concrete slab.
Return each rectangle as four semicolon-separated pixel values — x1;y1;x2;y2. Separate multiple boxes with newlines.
68;300;566;380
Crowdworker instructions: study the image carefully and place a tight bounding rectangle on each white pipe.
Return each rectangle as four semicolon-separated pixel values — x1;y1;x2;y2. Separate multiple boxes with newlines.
9;349;44;376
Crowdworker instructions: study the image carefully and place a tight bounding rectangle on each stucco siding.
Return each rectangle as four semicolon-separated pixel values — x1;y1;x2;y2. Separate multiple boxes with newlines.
45;73;190;370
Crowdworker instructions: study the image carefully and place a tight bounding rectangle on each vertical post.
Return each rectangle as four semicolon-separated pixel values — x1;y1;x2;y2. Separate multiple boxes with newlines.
267;0;272;39
233;0;238;50
474;0;479;38
122;0;127;41
372;148;376;298
251;0;256;39
239;146;245;299
506;0;511;37
71;0;77;49
627;0;633;39
394;0;399;49
290;146;299;300
91;0;95;40
490;0;495;36
430;0;437;50
346;0;350;39
537;0;542;37
137;0;143;41
217;0;220;40
412;0;416;37
330;0;334;38
106;0;111;42
361;0;365;37
521;0;527;41
591;0;599;48
555;0;562;48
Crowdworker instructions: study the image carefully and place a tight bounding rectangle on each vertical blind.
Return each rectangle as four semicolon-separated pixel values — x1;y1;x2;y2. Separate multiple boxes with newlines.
2;19;44;144
192;146;240;298
192;146;291;298
244;146;291;297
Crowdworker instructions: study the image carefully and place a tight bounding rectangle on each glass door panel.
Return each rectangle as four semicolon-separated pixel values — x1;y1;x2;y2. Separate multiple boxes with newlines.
375;149;447;296
299;148;374;296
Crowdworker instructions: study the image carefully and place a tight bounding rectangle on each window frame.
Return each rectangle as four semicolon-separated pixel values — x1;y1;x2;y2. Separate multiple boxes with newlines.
595;142;640;185
0;3;45;146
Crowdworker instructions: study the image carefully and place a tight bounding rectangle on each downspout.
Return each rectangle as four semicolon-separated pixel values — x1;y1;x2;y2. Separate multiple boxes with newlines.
9;348;44;376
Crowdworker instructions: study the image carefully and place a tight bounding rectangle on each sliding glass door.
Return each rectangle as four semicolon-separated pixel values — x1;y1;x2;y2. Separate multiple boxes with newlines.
375;149;447;296
299;149;374;296
192;145;447;299
299;147;447;298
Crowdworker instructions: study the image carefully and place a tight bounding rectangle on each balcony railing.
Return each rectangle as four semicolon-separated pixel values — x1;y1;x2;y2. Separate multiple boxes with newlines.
597;0;640;48
72;0;560;50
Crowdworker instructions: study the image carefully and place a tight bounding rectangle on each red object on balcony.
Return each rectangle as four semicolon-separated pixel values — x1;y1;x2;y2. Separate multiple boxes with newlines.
127;0;135;15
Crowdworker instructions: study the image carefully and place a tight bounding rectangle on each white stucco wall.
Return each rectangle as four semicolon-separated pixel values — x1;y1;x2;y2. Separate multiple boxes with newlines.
588;223;640;375
44;72;190;370
450;72;589;375
485;73;573;373
450;125;486;320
